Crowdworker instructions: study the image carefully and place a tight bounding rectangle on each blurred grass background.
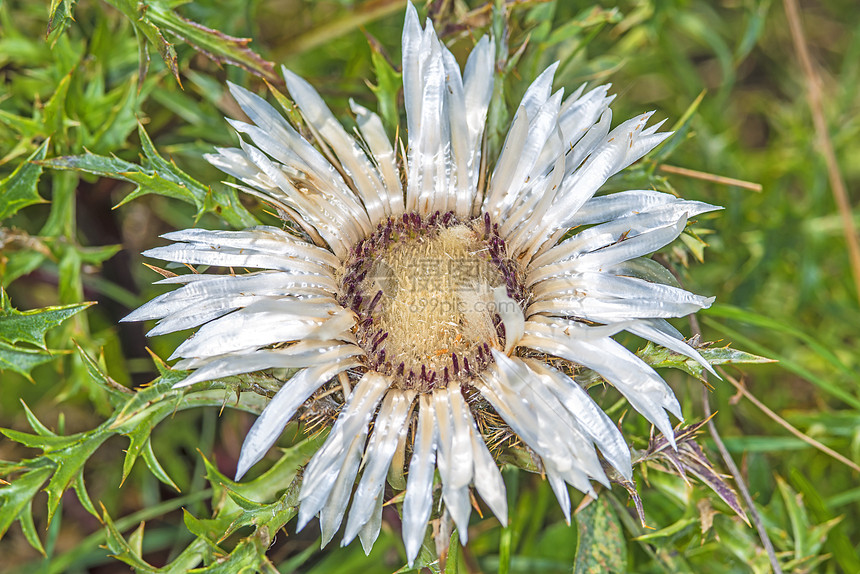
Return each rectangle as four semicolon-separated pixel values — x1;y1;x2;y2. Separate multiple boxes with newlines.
1;0;859;572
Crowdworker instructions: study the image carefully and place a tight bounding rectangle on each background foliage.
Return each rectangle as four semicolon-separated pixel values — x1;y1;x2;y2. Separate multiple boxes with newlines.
1;0;859;572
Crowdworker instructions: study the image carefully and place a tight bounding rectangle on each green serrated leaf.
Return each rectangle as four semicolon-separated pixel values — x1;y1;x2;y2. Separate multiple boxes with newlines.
158;537;210;574
224;486;265;512
90;76;140;153
445;528;460;573
634;515;698;541
0;139;50;220
72;471;99;519
39;123;257;228
40;151;204;208
0;467;52;540
0;110;44;139
101;504;158;572
121;418;156;486
574;496;627;574
679;229;708;263
128;521;145;558
188;536;268;574
0;341;61;380
142;438;180;492
44;433;110;524
129;8;182;86
182;508;231;547
145;6;276;83
0;289;92;348
638;340;774;381
19;401;56;437
366;33;401;135
231;434;323;500
47;0;76;43
18;501;46;555
0;427;78;450
75;342;133;401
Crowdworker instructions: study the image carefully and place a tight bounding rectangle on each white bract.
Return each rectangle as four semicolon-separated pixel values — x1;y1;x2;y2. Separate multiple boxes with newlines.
126;3;719;565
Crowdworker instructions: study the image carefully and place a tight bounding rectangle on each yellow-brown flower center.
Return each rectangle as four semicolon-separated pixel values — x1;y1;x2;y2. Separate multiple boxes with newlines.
340;212;524;391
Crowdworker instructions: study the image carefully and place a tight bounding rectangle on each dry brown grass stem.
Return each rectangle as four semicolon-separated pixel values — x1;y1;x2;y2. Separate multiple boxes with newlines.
783;0;860;304
658;164;763;192
717;367;860;474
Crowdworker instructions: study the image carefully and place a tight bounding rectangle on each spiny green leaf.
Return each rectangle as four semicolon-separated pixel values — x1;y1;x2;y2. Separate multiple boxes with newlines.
0;427;79;450
776;476;840;562
145;6;276;83
0;289;92;348
207;433;323;504
72;471;99;519
40;151;205;208
19;401;56;437
0;341;60;379
44;433;109;524
89;76;140;153
18;500;46;555
0;107;43;135
182;508;231;547
39;123;257;228
445;528;460;573
0;466;52;540
188;535;274;574
75;342;134;402
366;32;401;135
101;503;159;572
638;340;774;381
574;496;627;574
121;416;156;486
128;521;145;558
0;139;50;220
224;486;265;512
43;73;73;140
142;438;180;493
124;3;181;86
47;0;76;43
634;515;698;541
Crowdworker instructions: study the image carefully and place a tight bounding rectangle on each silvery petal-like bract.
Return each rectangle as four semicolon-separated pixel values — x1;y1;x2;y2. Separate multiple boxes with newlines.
126;2;720;566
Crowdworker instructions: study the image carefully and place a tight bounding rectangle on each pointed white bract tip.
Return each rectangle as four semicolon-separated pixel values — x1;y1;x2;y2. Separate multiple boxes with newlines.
226;81;253;103
296;506;315;533
234;458;251;481
281;67;304;95
404;1;419;28
118;311;137;323
665;428;678;450
405;541;421;568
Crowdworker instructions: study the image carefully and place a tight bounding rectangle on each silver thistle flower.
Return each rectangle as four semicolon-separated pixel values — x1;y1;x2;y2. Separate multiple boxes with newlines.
125;4;720;565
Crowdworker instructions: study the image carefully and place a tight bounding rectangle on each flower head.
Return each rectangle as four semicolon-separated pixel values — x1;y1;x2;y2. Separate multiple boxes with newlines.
126;3;719;564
